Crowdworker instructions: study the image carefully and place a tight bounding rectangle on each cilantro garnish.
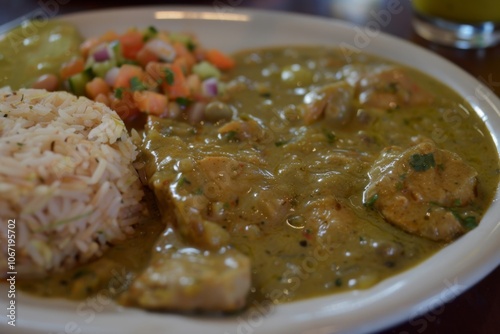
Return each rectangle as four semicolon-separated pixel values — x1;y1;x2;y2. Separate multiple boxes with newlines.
275;140;289;147
323;129;336;144
164;68;175;85
130;77;147;91
186;40;196;52
114;88;124;99
451;211;478;230
409;153;435;172
364;193;379;208
175;97;191;107
225;131;239;142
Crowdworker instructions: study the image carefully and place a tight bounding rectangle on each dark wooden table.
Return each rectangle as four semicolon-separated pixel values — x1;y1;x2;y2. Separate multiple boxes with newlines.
2;1;499;333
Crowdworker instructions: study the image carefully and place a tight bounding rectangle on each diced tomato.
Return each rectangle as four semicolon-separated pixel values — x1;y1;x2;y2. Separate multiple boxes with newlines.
145;62;190;99
204;48;235;70
119;30;145;60
136;47;159;67
85;77;111;100
60;57;85;80
161;63;190;98
172;41;196;73
114;64;144;89
109;91;140;121
133;91;168;115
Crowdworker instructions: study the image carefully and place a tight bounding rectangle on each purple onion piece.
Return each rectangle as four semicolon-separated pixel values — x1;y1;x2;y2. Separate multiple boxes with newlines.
93;45;111;62
202;77;219;97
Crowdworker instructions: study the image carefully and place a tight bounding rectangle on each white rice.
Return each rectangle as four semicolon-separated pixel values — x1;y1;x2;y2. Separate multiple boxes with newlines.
0;89;145;277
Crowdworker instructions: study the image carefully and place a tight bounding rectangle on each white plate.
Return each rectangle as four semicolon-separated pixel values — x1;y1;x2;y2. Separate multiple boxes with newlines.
1;6;499;334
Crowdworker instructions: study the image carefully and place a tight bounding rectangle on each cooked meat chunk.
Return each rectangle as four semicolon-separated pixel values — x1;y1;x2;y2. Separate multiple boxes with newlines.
303;196;359;241
364;141;478;241
121;228;251;312
338;65;433;110
357;67;434;109
302;81;355;125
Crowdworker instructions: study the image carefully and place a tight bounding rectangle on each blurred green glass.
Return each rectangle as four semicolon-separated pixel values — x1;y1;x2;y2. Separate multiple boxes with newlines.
412;0;500;48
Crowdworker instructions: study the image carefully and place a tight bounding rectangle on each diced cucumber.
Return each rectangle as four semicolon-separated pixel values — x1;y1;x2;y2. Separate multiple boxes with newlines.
84;56;95;71
192;61;221;79
68;69;92;96
169;32;192;45
143;26;158;41
109;40;125;66
92;59;117;78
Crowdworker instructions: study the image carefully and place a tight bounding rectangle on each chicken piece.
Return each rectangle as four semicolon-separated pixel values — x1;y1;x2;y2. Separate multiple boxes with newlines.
302;196;359;241
302;81;355;125
121;228;251;312
364;141;478;241
338;64;434;109
357;67;434;109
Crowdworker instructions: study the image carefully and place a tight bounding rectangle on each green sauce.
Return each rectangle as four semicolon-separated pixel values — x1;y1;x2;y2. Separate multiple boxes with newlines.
0;20;82;89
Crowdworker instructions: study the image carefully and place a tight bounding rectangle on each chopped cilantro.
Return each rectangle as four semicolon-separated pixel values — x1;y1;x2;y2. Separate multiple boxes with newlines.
364;193;379;208
177;176;191;187
335;278;343;287
323;129;336;144
452;211;478;230
409;153;435;172
143;26;158;41
275;140;289;147
146;26;158;36
387;82;398;93
130;76;147;91
186;40;196;52
114;88;124;99
225;131;239;142
175;97;191;107
461;216;478;229
164;68;175;85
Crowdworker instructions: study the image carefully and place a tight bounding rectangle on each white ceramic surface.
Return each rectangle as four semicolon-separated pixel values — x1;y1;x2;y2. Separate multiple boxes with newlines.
1;6;499;334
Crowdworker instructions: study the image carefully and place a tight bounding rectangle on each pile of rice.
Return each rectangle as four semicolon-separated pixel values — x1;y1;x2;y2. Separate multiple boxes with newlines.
0;89;145;276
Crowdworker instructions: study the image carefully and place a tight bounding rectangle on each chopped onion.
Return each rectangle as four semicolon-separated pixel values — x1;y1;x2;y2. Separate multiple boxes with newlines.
202;77;219;97
104;67;120;86
145;39;176;62
92;44;111;62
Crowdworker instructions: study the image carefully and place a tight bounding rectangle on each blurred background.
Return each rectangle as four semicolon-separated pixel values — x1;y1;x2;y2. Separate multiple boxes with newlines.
3;0;411;37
